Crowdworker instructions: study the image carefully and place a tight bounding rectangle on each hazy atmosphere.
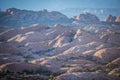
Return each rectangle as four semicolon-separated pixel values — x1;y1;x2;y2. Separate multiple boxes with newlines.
0;0;120;11
0;0;120;80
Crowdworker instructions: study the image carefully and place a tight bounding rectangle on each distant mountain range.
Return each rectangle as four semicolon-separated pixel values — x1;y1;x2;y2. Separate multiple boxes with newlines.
60;8;120;20
0;8;70;28
0;8;120;29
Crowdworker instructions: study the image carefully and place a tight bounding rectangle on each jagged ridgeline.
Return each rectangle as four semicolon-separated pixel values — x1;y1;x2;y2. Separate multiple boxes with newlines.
0;8;120;29
0;8;70;27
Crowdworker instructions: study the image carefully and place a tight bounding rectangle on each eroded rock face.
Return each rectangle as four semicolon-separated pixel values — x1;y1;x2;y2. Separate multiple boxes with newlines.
0;24;49;41
106;58;120;70
106;58;120;76
93;48;120;63
104;14;116;22
100;32;120;46
55;72;119;80
73;12;100;22
104;14;120;22
115;16;120;22
0;24;120;80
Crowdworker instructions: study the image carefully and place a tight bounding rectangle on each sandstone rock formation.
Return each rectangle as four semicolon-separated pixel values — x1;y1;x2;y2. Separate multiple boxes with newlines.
104;14;120;22
73;12;100;22
0;24;120;80
115;16;120;22
104;14;116;22
94;48;120;63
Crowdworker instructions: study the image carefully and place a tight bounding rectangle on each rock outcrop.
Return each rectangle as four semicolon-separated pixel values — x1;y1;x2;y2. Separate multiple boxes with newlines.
104;14;120;22
73;12;100;22
93;48;120;63
115;16;120;22
104;14;116;22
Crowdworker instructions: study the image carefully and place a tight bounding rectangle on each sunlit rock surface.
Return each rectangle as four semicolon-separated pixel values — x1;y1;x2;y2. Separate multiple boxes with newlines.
73;12;100;22
0;23;120;80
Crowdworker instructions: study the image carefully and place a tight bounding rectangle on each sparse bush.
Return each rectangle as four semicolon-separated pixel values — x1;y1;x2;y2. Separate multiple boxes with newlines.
48;74;54;80
16;53;24;56
23;55;34;60
23;72;27;77
22;68;53;76
105;68;111;73
69;57;79;60
69;38;73;42
116;73;120;77
61;63;71;67
90;66;103;72
22;69;34;74
24;59;28;62
86;55;93;60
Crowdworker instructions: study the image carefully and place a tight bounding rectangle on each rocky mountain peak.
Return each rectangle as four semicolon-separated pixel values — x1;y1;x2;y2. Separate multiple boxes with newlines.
104;14;116;22
104;14;120;22
41;9;48;12
73;12;100;22
6;8;19;13
115;16;120;22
